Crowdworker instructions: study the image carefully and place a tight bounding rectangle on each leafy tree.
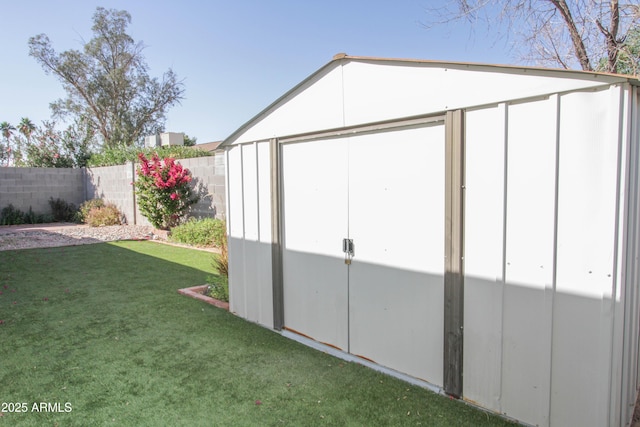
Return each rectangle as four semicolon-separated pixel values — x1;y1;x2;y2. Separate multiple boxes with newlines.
183;134;197;146
22;121;74;168
28;7;185;148
425;1;640;74
610;25;640;75
60;117;97;168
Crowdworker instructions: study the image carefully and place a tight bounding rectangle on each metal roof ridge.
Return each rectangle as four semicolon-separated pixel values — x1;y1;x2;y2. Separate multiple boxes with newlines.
330;53;639;81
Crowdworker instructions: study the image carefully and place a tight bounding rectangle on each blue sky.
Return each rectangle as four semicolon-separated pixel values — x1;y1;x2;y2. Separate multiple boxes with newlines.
0;1;514;144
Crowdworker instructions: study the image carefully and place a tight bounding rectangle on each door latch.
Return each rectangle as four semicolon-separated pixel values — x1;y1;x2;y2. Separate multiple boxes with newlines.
343;238;354;264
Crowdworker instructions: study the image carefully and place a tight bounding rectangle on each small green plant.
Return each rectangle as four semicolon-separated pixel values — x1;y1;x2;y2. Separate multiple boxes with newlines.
48;197;77;222
212;219;228;277
86;204;122;227
22;207;51;224
169;217;223;246
203;219;228;301
205;275;229;302
77;198;105;223
0;204;25;225
22;207;38;224
23;207;54;224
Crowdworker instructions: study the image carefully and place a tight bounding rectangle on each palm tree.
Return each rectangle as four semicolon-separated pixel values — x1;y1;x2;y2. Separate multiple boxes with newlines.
0;121;15;141
17;117;35;141
0;122;16;166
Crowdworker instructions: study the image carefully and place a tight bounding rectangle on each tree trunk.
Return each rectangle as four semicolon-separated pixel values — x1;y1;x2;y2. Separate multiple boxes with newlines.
548;0;594;71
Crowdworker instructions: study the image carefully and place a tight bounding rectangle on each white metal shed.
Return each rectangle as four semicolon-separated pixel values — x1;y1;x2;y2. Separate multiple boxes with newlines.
220;54;640;427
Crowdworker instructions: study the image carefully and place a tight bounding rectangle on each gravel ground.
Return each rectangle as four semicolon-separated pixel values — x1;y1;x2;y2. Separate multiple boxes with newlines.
0;224;157;251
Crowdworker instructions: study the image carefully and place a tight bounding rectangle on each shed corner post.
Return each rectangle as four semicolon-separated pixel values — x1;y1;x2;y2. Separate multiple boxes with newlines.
444;109;465;398
270;138;284;330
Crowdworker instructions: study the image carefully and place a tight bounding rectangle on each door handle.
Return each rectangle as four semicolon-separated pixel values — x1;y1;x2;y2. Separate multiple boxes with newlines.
342;238;354;255
343;238;354;265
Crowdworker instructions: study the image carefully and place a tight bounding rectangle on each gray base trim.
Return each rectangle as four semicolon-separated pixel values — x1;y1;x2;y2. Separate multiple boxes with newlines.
280;330;443;395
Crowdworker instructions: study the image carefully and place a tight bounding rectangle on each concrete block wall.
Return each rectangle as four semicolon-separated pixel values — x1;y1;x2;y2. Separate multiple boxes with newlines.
85;154;226;226
0;167;84;215
179;156;226;220
84;162;141;225
0;153;226;226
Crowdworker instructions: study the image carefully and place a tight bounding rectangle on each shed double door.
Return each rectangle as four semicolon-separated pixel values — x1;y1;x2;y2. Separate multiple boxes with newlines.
281;123;445;384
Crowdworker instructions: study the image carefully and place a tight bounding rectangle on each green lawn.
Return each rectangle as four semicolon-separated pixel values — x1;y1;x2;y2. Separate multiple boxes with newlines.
0;242;514;426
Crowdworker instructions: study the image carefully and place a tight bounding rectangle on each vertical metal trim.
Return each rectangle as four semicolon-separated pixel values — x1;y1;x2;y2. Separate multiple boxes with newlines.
224;148;232;305
444;109;465;397
239;146;247;317
548;93;561;424
614;83;635;427
631;85;640;413
224;148;232;238
270;138;285;330
498;102;509;412
254;142;261;241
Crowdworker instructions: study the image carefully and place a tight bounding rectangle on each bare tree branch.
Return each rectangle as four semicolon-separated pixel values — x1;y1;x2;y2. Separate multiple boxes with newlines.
422;0;640;75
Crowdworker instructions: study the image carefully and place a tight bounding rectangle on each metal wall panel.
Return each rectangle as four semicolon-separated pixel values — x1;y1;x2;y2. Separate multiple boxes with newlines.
256;142;274;327
281;138;349;350
227;146;246;316
340;61;616;129
257;142;272;243
462;88;636;427
348;124;445;384
240;144;261;323
552;87;622;427
227;143;275;327
501;97;558;427
230;66;345;144
463;104;506;412
241;144;259;241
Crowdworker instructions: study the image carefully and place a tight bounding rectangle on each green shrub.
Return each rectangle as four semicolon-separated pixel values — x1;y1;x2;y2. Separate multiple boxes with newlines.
77;198;105;223
169;217;223;247
37;213;55;224
0;204;25;225
22;207;38;224
86;204;122;227
48;197;77;222
22;207;52;224
0;205;54;225
206;275;229;302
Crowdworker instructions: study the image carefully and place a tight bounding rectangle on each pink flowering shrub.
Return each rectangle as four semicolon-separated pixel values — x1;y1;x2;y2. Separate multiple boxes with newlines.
134;153;198;229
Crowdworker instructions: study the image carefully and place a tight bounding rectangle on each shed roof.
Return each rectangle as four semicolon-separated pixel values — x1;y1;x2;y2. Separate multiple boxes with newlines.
222;54;639;147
